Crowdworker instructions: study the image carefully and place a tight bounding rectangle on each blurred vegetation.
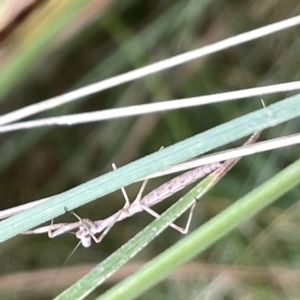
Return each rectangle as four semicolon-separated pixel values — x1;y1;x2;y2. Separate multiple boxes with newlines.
0;0;300;299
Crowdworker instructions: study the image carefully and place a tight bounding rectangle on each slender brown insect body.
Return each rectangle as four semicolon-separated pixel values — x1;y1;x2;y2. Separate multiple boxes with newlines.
16;131;260;247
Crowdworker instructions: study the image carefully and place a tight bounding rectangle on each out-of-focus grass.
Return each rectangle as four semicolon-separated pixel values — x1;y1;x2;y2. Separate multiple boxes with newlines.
0;0;300;299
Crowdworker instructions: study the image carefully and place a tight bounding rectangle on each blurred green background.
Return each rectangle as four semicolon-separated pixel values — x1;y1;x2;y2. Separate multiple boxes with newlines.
1;0;300;299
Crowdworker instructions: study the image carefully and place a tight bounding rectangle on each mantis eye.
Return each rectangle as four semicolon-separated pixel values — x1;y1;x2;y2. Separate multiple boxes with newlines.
76;227;92;248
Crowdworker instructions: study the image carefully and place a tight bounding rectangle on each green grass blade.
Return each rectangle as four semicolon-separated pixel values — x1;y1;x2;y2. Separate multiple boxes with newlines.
0;95;299;242
95;157;300;300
